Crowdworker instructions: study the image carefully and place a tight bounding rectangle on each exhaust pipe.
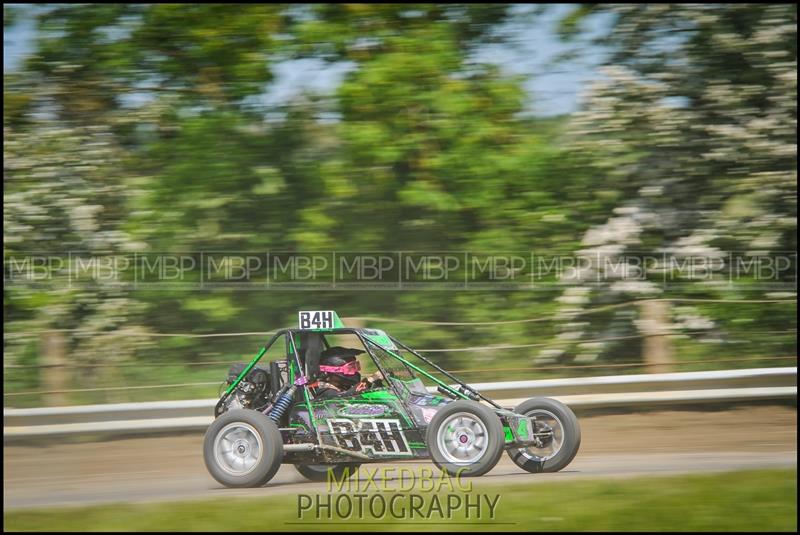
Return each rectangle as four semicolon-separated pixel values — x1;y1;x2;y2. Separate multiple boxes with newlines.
283;444;315;452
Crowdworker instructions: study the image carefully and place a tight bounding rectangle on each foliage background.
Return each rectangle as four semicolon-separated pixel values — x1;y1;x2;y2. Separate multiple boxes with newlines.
3;4;796;406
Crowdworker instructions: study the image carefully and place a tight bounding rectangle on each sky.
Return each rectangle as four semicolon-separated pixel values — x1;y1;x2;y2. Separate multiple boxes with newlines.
3;4;611;117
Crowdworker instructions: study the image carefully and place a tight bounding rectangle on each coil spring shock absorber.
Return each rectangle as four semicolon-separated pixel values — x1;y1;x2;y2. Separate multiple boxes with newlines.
268;384;298;423
268;375;310;423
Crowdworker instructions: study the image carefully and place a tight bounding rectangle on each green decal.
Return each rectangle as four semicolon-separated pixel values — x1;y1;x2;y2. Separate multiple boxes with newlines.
517;418;528;438
504;426;513;442
362;329;397;349
359;390;396;401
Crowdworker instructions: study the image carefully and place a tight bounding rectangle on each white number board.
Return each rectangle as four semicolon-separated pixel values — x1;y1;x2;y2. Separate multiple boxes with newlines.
298;310;334;329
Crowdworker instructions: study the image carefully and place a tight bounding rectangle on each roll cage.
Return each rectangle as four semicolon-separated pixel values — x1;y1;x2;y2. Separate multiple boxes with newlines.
214;327;502;419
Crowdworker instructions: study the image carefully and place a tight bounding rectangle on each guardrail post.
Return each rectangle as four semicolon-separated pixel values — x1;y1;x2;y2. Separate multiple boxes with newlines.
638;300;676;374
41;331;68;406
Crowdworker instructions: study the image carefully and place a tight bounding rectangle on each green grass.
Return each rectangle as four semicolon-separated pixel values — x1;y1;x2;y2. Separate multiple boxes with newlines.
4;469;797;532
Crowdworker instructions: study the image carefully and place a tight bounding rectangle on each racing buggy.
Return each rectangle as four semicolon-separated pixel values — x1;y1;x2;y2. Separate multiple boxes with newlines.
203;311;581;487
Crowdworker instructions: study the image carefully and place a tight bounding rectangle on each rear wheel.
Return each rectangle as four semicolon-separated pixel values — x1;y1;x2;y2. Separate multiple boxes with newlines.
294;463;361;482
426;400;505;477
506;397;581;473
203;409;283;488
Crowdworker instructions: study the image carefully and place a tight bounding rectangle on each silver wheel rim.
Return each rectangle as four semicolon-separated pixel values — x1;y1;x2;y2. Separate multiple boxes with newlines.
214;422;263;476
437;412;489;465
518;409;564;462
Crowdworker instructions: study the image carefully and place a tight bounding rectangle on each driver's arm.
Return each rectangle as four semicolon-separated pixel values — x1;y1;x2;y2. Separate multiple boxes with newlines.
356;371;385;392
315;372;385;399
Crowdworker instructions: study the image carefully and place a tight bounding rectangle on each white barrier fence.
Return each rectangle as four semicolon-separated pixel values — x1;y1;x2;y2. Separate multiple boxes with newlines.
4;367;796;439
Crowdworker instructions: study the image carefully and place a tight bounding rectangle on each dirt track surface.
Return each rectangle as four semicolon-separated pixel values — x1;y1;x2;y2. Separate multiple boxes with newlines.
4;406;797;510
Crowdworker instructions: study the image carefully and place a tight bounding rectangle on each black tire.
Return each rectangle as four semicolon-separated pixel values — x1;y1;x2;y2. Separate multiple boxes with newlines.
507;397;581;473
425;400;505;477
203;409;283;488
294;463;361;482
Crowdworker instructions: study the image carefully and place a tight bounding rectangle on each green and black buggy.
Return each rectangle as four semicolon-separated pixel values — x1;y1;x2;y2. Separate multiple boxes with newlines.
203;311;581;487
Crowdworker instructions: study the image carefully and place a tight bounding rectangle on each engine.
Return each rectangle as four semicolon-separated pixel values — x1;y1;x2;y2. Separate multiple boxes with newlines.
221;363;271;412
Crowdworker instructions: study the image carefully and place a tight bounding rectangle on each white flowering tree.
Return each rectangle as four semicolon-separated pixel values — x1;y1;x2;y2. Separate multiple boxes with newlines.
539;4;797;367
4;98;153;404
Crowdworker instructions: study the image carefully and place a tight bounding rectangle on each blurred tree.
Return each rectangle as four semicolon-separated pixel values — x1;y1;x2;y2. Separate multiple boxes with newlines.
27;4;286;123
9;4;312;357
4;4;19;27
4;107;154;398
9;3;586;375
540;4;797;365
6;3;794;404
281;4;605;364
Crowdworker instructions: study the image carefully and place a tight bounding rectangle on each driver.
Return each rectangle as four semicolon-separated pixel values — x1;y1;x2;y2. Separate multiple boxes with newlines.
311;346;384;400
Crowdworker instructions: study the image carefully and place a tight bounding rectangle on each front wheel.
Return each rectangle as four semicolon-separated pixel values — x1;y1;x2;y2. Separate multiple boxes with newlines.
203;409;283;488
507;397;581;473
426;400;505;477
294;463;361;482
